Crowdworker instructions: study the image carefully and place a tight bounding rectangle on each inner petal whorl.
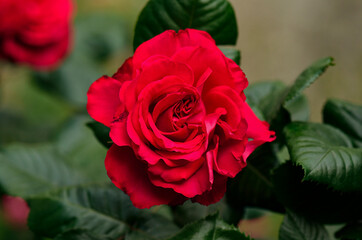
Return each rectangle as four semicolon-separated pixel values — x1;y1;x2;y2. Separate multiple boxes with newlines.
150;87;202;134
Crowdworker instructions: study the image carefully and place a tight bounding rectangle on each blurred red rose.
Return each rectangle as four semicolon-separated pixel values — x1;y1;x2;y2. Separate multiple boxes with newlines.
0;0;73;69
1;195;29;228
87;29;275;208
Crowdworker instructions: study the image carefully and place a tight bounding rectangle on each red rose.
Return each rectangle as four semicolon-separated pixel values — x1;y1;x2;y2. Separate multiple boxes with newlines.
0;0;73;69
87;29;275;208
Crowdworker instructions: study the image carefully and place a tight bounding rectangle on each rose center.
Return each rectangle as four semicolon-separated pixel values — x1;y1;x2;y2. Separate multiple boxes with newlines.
174;96;196;118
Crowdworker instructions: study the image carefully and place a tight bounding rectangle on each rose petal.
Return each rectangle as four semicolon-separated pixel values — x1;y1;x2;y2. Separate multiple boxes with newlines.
148;114;206;153
109;107;131;147
148;157;212;198
196;67;213;91
212;136;248;178
127;110;165;165
133;31;180;68
105;145;184;208
148;157;204;183
224;56;248;95
132;76;207;155
203;86;243;129
205;108;227;136
172;46;237;94
154;106;176;133
119;80;137;113
162;125;191;142
133;29;216;69
136;55;194;94
242;102;276;160
87;76;122;127
192;173;228;206
177;29;216;48
112;57;134;82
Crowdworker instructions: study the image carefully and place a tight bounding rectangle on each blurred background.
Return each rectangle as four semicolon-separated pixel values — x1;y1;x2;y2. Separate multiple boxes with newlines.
232;0;362;121
0;0;361;239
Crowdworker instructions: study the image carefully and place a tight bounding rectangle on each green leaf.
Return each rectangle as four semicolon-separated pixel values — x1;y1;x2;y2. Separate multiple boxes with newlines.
0;144;86;198
0;75;72;145
86;121;112;148
246;58;333;138
75;14;128;63
0;116;108;198
283;57;334;108
55;116;108;182
272;162;362;224
226;143;284;213
167;214;252;240
133;0;238;50
284;95;309;122
148;205;174;222
245;81;309;123
219;47;241;65
125;209;180;240
33;14;128;106
33;53;102;106
284;122;362;192
0;110;53;145
335;222;362;239
172;198;243;227
54;229;113;240
323;99;362;147
245;81;287;122
279;211;329;240
28;184;179;239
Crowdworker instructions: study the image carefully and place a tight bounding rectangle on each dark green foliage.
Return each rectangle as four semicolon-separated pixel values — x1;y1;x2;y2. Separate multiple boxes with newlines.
335;222;362;240
279;211;329;240
167;214;252;240
27;184;179;239
245;81;288;122
226;143;284;213
33;14;128;106
0;144;87;198
272;162;362;224
54;116;108;182
283;57;334;108
219;47;241;65
323;98;362;147
284;122;362;192
87;121;113;148
226;56;336;214
172;198;243;227
133;0;238;50
0;115;108;200
54;229;113;240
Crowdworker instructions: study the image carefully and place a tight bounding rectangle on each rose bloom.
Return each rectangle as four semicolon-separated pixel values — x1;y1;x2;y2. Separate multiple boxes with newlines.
87;29;275;208
0;0;73;69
